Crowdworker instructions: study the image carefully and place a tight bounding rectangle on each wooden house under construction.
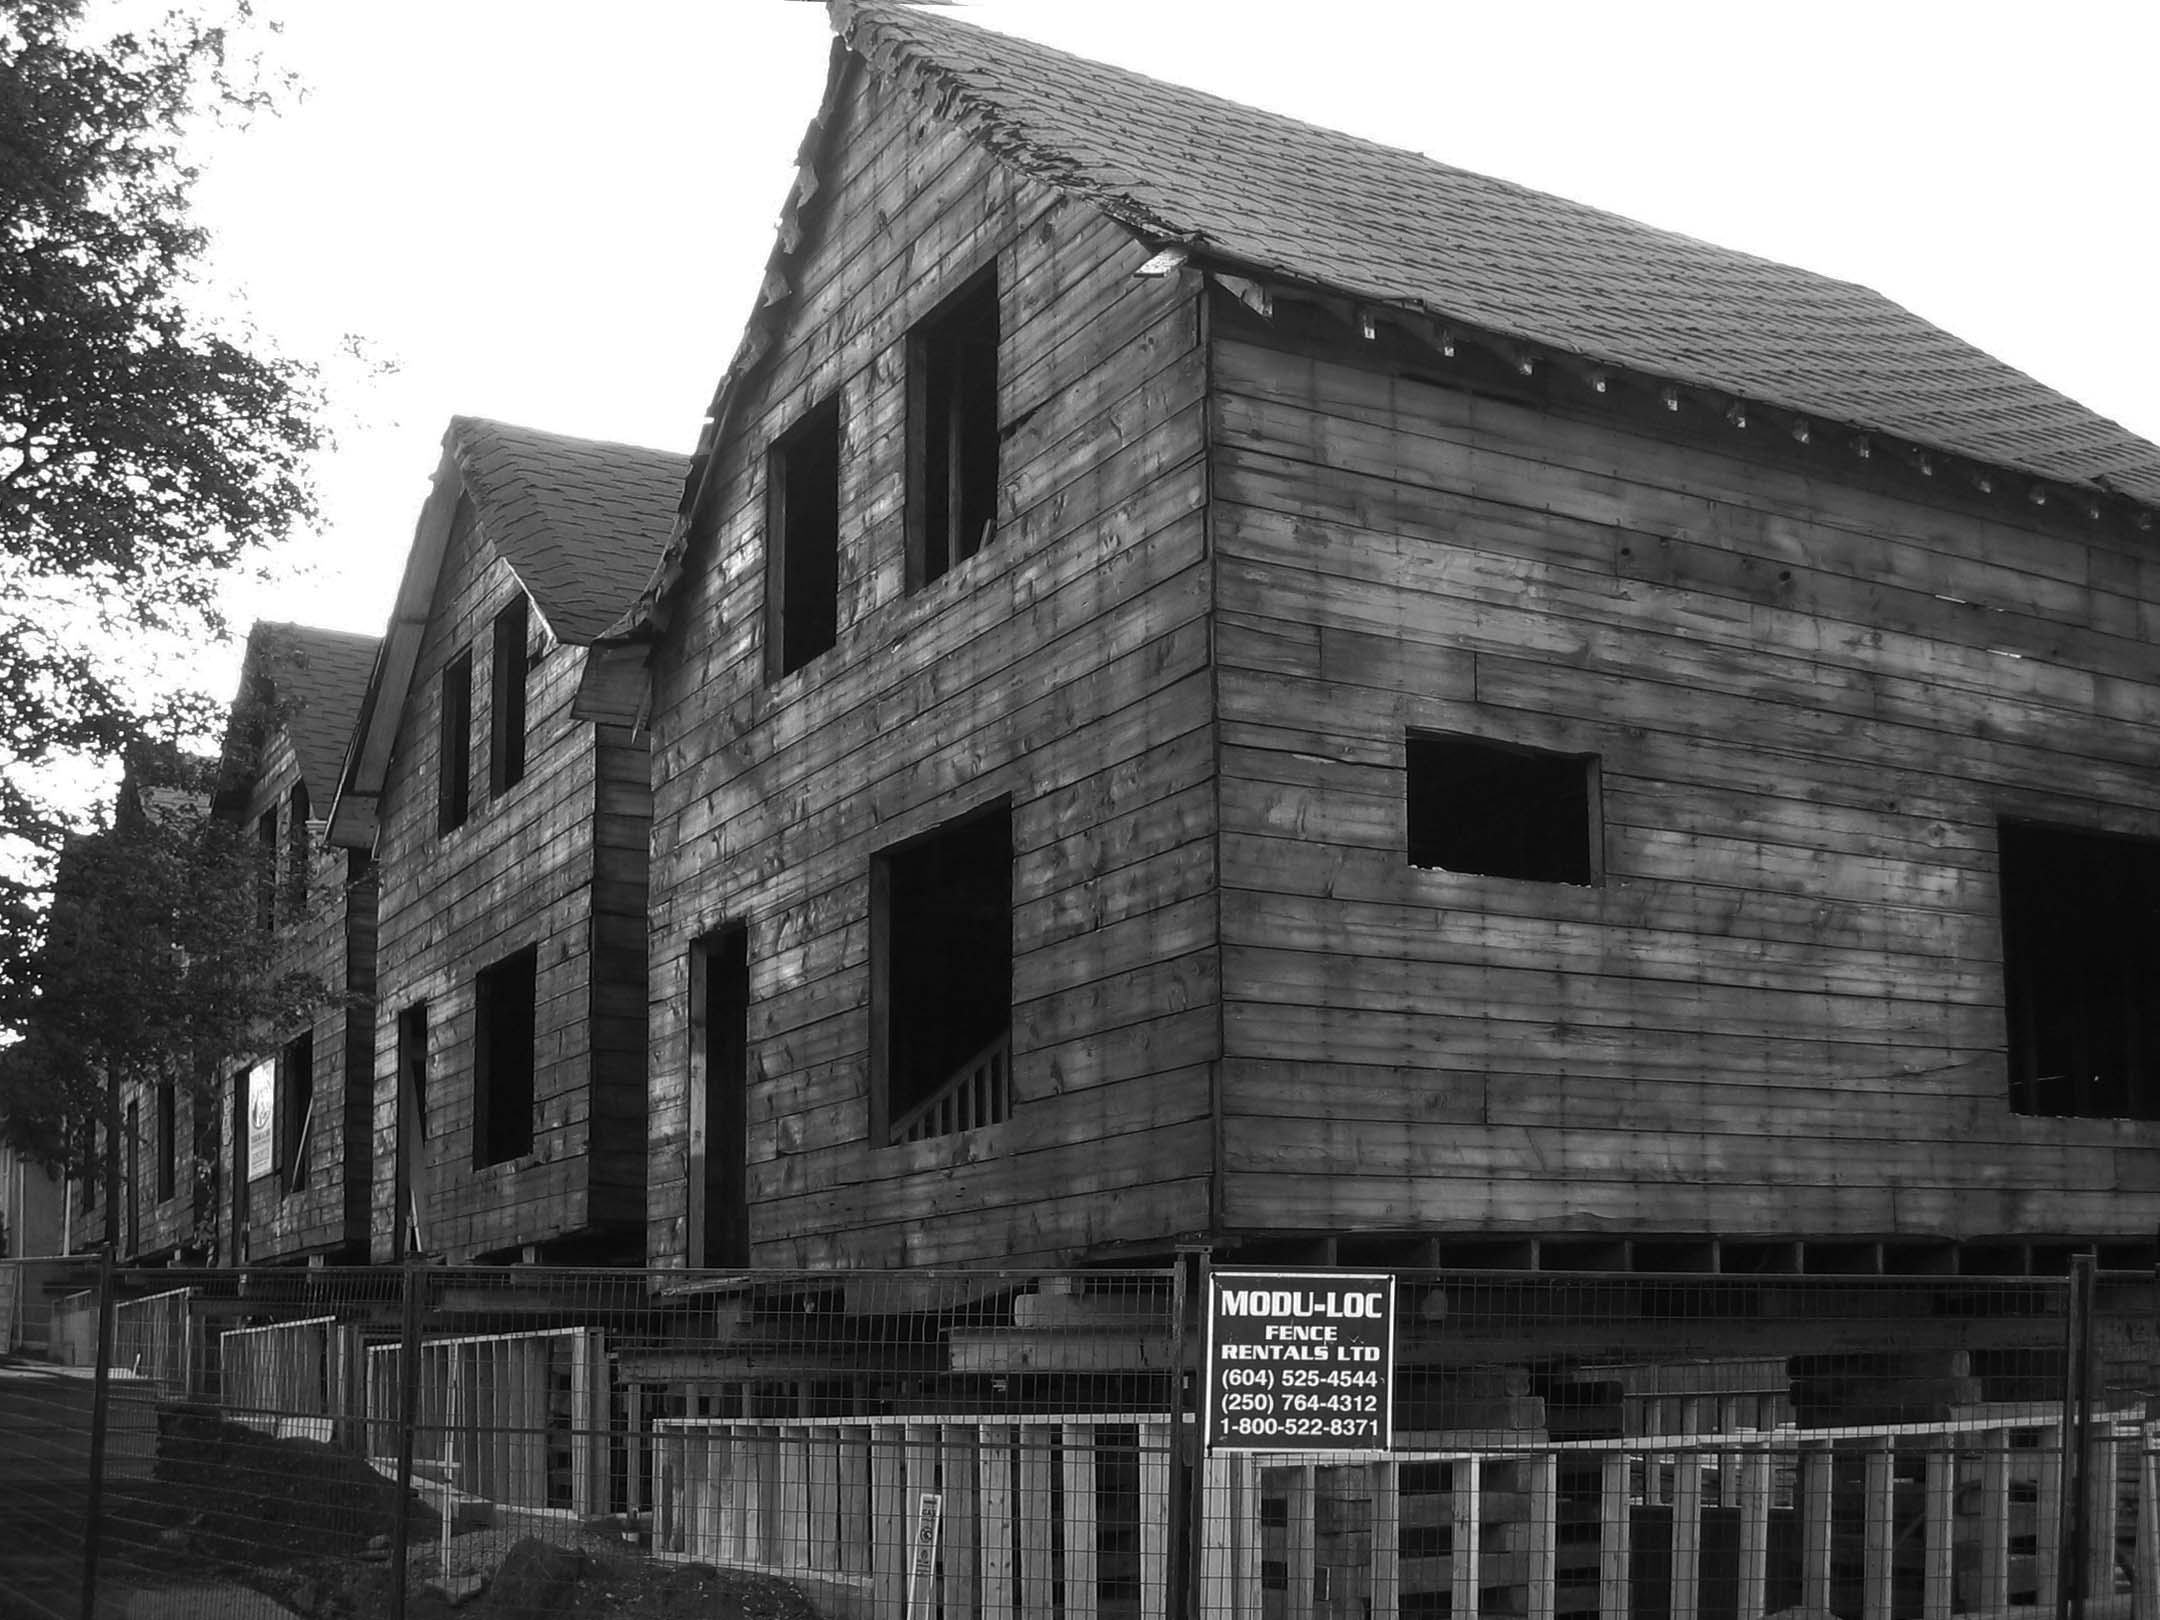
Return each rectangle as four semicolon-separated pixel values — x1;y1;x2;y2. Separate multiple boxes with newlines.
213;621;383;1265
613;0;2160;1277
329;417;683;1264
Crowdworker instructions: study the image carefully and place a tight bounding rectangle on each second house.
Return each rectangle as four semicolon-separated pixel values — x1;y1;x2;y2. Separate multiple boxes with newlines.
329;417;683;1263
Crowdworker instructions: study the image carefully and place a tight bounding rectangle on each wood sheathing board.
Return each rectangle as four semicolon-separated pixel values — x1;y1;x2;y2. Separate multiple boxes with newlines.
367;506;655;1263
645;66;1215;1269
1209;307;2160;1243
230;732;377;1262
215;623;382;1265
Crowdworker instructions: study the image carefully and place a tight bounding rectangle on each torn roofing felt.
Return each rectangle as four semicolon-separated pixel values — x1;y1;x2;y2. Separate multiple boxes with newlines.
616;0;2160;646
220;621;382;808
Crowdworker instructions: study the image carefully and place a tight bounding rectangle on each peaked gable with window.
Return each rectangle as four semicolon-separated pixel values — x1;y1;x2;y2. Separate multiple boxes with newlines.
332;417;683;1263
630;4;2160;1272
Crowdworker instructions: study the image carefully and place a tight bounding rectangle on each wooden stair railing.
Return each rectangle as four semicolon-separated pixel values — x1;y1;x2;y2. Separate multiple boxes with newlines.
890;1031;1011;1143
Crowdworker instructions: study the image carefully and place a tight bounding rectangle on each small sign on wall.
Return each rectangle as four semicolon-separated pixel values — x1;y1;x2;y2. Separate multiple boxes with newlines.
246;1059;275;1181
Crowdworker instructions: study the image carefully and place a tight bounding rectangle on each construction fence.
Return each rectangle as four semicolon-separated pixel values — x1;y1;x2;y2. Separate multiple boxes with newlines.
0;1256;2154;1620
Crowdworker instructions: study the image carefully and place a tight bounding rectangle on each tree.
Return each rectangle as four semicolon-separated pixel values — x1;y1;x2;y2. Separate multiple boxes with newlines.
0;0;322;983
0;743;323;1250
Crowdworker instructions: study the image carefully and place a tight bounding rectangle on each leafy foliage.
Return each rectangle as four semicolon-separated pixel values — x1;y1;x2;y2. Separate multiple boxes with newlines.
0;745;323;1246
0;0;322;935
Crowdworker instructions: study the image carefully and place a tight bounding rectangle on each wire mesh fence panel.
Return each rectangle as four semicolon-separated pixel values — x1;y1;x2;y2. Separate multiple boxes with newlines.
5;1258;2157;1620
1193;1267;2159;1620
0;1258;123;1620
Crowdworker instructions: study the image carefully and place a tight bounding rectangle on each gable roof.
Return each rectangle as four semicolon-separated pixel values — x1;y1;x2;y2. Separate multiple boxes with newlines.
327;417;684;849
219;622;381;809
830;2;2159;508
452;417;689;644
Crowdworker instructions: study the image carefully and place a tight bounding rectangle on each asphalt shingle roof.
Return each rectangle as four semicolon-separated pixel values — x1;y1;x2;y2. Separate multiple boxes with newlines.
836;1;2160;505
447;417;687;645
234;623;380;805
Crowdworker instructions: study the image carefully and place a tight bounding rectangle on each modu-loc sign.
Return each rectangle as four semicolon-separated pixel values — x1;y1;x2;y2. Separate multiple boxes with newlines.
1204;1271;1396;1452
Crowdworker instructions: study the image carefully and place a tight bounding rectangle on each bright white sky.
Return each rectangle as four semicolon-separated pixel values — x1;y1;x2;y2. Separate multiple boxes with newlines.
191;0;2160;659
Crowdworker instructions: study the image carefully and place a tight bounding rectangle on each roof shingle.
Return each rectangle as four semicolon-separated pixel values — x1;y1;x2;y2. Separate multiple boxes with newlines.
836;2;2160;505
448;417;687;645
229;622;381;806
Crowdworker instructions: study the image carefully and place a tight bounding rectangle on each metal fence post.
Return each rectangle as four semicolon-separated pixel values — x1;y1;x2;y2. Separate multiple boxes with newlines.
1181;1246;1212;1620
79;1245;116;1620
389;1255;424;1620
1167;1250;1194;1620
2062;1252;2098;1620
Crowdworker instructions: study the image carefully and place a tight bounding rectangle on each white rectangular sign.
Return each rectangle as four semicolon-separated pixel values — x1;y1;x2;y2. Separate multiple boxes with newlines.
245;1059;275;1181
1205;1270;1396;1453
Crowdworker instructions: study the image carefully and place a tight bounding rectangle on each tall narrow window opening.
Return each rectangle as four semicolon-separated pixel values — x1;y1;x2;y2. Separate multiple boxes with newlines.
285;782;310;917
490;594;530;797
872;805;1013;1143
474;946;538;1167
439;649;473;833
255;807;278;929
1406;734;1600;885
689;927;751;1268
2000;821;2160;1120
396;1003;430;1256
155;1080;176;1202
279;1027;314;1194
767;396;841;677
908;270;1001;587
124;1100;139;1253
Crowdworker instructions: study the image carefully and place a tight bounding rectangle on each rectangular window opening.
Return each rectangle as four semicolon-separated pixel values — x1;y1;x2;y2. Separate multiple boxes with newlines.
124;1100;139;1253
396;1002;430;1257
2001;820;2160;1121
690;927;751;1268
255;807;278;930
439;649;473;833
285;781;310;917
909;269;1001;587
490;593;530;797
872;805;1013;1144
155;1080;176;1203
1406;734;1600;885
475;946;538;1167
279;1027;314;1195
767;395;842;677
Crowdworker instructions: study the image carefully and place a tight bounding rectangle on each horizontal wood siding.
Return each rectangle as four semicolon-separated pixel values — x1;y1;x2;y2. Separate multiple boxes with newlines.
646;69;1215;1268
367;518;639;1262
239;836;375;1261
588;725;652;1232
1210;311;2160;1244
195;732;378;1265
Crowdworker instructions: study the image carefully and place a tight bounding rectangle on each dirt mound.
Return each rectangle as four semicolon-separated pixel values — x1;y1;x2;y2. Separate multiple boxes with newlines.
153;1403;426;1561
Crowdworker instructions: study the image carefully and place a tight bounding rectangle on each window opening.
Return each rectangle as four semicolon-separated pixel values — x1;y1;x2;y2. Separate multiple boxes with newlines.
690;927;751;1267
155;1080;176;1202
909;270;1001;586
439;649;473;833
124;1100;139;1253
396;1002;430;1256
280;1027;314;1194
2000;821;2160;1120
1406;734;1599;885
490;593;530;797
255;807;278;929
285;781;310;917
872;805;1013;1143
475;946;538;1167
767;395;841;677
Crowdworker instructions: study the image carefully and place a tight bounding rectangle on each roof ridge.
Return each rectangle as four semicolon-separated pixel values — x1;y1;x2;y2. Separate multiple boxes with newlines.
824;0;2159;507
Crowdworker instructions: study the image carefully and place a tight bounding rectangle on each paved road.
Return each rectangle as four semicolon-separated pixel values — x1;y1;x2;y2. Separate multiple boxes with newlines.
0;1360;162;1620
